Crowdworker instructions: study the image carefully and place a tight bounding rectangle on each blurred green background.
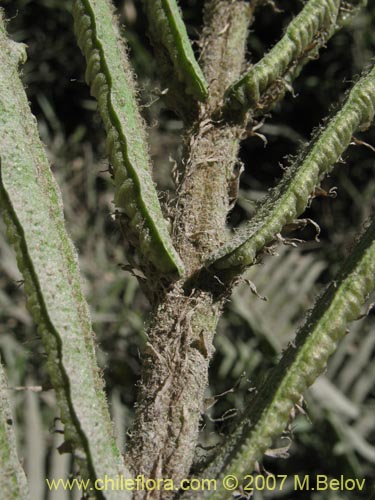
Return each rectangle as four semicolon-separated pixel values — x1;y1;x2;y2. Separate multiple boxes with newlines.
0;1;374;499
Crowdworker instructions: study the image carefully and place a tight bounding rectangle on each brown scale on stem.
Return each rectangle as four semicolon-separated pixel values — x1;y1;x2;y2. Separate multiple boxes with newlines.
128;2;254;498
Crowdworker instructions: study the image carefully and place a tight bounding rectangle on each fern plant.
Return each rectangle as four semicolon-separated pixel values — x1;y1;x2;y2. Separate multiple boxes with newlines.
0;1;374;500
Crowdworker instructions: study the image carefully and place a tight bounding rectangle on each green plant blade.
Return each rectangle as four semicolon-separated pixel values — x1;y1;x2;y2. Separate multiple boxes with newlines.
0;16;131;499
195;216;375;500
207;65;375;271
142;0;208;101
72;0;184;276
223;0;366;117
0;361;30;500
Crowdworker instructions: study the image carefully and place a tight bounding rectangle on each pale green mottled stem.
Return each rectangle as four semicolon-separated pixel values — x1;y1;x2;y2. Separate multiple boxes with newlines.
0;361;30;500
72;0;184;276
224;0;366;118
142;0;208;101
189;215;375;500
207;65;375;271
0;15;131;499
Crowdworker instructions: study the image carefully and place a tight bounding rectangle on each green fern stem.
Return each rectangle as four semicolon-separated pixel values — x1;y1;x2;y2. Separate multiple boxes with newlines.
141;0;208;101
72;0;184;276
0;15;131;499
194;215;375;500
223;0;366;117
207;65;375;272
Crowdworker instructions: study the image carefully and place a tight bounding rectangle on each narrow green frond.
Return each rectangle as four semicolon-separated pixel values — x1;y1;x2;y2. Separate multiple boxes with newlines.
72;0;185;276
223;0;366;118
194;216;375;500
0;15;131;498
142;0;208;101
207;65;375;271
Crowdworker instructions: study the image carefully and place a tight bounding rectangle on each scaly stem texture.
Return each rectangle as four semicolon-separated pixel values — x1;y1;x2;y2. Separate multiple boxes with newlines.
129;2;253;498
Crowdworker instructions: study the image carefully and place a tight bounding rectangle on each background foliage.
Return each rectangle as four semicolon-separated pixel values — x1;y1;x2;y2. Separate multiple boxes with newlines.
0;0;374;498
